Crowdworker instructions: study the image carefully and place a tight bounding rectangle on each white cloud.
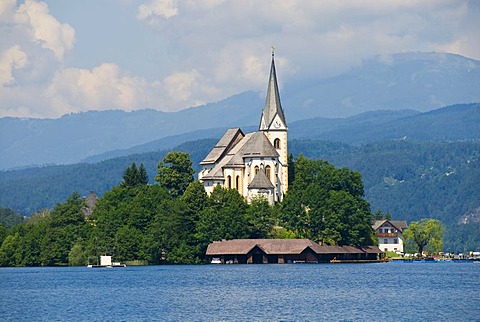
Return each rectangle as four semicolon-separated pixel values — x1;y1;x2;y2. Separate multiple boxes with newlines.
17;0;75;62
1;0;479;118
45;63;160;116
137;0;178;23
0;45;28;86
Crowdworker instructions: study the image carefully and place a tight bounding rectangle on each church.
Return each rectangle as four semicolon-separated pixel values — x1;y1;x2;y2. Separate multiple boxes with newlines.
198;51;288;204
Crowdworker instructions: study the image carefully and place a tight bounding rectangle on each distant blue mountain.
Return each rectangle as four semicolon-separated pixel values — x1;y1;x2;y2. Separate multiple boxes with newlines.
1;52;479;170
83;103;479;163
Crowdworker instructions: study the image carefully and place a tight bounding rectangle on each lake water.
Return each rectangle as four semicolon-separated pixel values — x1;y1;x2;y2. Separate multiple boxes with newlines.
1;262;479;321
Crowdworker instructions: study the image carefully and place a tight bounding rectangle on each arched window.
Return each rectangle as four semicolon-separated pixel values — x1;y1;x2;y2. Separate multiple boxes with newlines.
265;165;271;181
254;166;259;175
274;138;281;149
236;175;240;190
227;175;232;188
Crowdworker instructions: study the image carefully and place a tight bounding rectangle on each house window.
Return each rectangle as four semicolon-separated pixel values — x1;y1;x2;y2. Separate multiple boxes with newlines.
379;229;383;233
227;175;232;189
384;239;388;244
236;175;240;190
274;138;281;149
265;165;271;181
394;239;398;244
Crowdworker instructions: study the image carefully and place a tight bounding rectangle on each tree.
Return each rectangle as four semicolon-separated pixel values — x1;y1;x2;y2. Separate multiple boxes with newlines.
403;218;444;255
279;155;374;245
122;162;149;187
195;186;249;250
155;152;194;198
246;197;276;239
40;193;87;266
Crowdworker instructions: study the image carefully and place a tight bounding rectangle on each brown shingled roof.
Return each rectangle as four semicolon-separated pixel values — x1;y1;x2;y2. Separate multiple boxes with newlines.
206;239;382;256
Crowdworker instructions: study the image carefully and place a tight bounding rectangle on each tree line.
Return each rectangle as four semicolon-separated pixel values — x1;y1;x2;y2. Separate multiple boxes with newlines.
0;152;379;266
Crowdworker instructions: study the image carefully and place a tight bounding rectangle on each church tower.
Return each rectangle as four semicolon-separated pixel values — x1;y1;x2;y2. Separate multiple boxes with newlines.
259;49;288;201
199;49;288;204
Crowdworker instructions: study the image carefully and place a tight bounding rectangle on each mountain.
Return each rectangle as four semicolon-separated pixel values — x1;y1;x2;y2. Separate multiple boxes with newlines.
83;103;478;163
291;103;480;144
0;92;262;170
1;52;479;170
284;52;480;119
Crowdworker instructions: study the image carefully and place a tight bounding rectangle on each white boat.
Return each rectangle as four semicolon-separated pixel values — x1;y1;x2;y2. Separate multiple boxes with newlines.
211;258;222;264
87;255;126;268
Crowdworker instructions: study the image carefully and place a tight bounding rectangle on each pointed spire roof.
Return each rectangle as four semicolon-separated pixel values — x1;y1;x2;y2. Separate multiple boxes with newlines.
259;49;287;131
248;169;274;189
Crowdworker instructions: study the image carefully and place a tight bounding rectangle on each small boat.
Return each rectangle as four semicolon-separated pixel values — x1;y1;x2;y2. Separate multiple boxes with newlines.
87;255;126;268
211;258;222;264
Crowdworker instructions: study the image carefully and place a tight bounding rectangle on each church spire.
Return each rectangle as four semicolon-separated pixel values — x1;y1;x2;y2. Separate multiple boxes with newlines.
259;48;287;131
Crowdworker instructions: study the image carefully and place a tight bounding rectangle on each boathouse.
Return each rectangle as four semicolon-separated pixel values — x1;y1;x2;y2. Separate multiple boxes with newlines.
206;239;384;264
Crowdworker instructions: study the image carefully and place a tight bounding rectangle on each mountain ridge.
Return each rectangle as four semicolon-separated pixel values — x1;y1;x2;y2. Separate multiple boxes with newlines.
1;51;479;170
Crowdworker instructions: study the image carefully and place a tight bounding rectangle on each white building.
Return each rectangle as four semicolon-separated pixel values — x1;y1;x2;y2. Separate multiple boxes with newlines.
372;220;408;253
198;51;288;204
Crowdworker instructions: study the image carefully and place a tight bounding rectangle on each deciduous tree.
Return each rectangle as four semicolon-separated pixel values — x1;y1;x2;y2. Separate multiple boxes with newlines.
155;152;194;198
403;218;444;255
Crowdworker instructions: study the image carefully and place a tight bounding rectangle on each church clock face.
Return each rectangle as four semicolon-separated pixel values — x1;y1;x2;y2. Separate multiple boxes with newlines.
273;120;281;128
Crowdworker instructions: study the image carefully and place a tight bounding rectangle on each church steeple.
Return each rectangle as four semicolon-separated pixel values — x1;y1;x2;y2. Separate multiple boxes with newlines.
259;48;287;131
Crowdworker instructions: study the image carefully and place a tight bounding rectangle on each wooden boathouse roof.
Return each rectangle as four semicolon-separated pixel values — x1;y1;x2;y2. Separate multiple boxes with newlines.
206;239;382;256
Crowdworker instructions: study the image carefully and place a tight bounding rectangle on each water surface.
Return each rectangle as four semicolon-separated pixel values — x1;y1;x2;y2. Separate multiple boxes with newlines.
1;262;479;321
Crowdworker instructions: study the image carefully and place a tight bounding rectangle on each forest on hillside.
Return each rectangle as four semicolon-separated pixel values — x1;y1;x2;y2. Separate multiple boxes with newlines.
1;139;479;252
0;154;376;266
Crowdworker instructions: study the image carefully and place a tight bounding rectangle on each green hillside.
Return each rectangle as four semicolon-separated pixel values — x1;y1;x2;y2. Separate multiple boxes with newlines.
1;137;479;251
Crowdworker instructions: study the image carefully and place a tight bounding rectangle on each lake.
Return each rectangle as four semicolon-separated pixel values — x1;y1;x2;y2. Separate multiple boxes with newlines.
1;262;479;321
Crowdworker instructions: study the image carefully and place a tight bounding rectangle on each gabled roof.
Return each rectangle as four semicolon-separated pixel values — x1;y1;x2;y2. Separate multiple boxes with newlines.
202;131;279;181
201;132;254;181
205;239;383;256
248;169;274;189
238;131;279;158
372;220;407;231
200;128;244;165
206;239;321;255
259;52;287;131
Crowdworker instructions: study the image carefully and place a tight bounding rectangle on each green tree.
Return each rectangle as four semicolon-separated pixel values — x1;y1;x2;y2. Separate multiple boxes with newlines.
0;233;21;266
403;218;444;255
280;155;374;245
246;196;276;238
195;186;249;251
122;162;149;187
40;192;88;266
68;239;88;266
155;152;194;198
138;163;149;185
0;207;24;229
114;225;143;262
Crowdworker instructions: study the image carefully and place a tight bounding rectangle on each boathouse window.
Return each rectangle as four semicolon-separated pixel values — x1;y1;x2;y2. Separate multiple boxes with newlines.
274;138;281;149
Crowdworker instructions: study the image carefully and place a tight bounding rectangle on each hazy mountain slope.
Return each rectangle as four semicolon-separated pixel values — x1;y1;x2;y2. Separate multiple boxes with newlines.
1;52;479;170
285;52;480;119
0;92;262;170
82;126;255;163
83;103;479;163
293;103;480;144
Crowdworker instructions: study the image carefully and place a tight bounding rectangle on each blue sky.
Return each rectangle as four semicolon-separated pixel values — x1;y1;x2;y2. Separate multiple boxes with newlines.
1;0;479;118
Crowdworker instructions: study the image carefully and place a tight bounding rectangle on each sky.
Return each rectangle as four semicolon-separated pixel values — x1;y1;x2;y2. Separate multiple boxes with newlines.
0;0;479;119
